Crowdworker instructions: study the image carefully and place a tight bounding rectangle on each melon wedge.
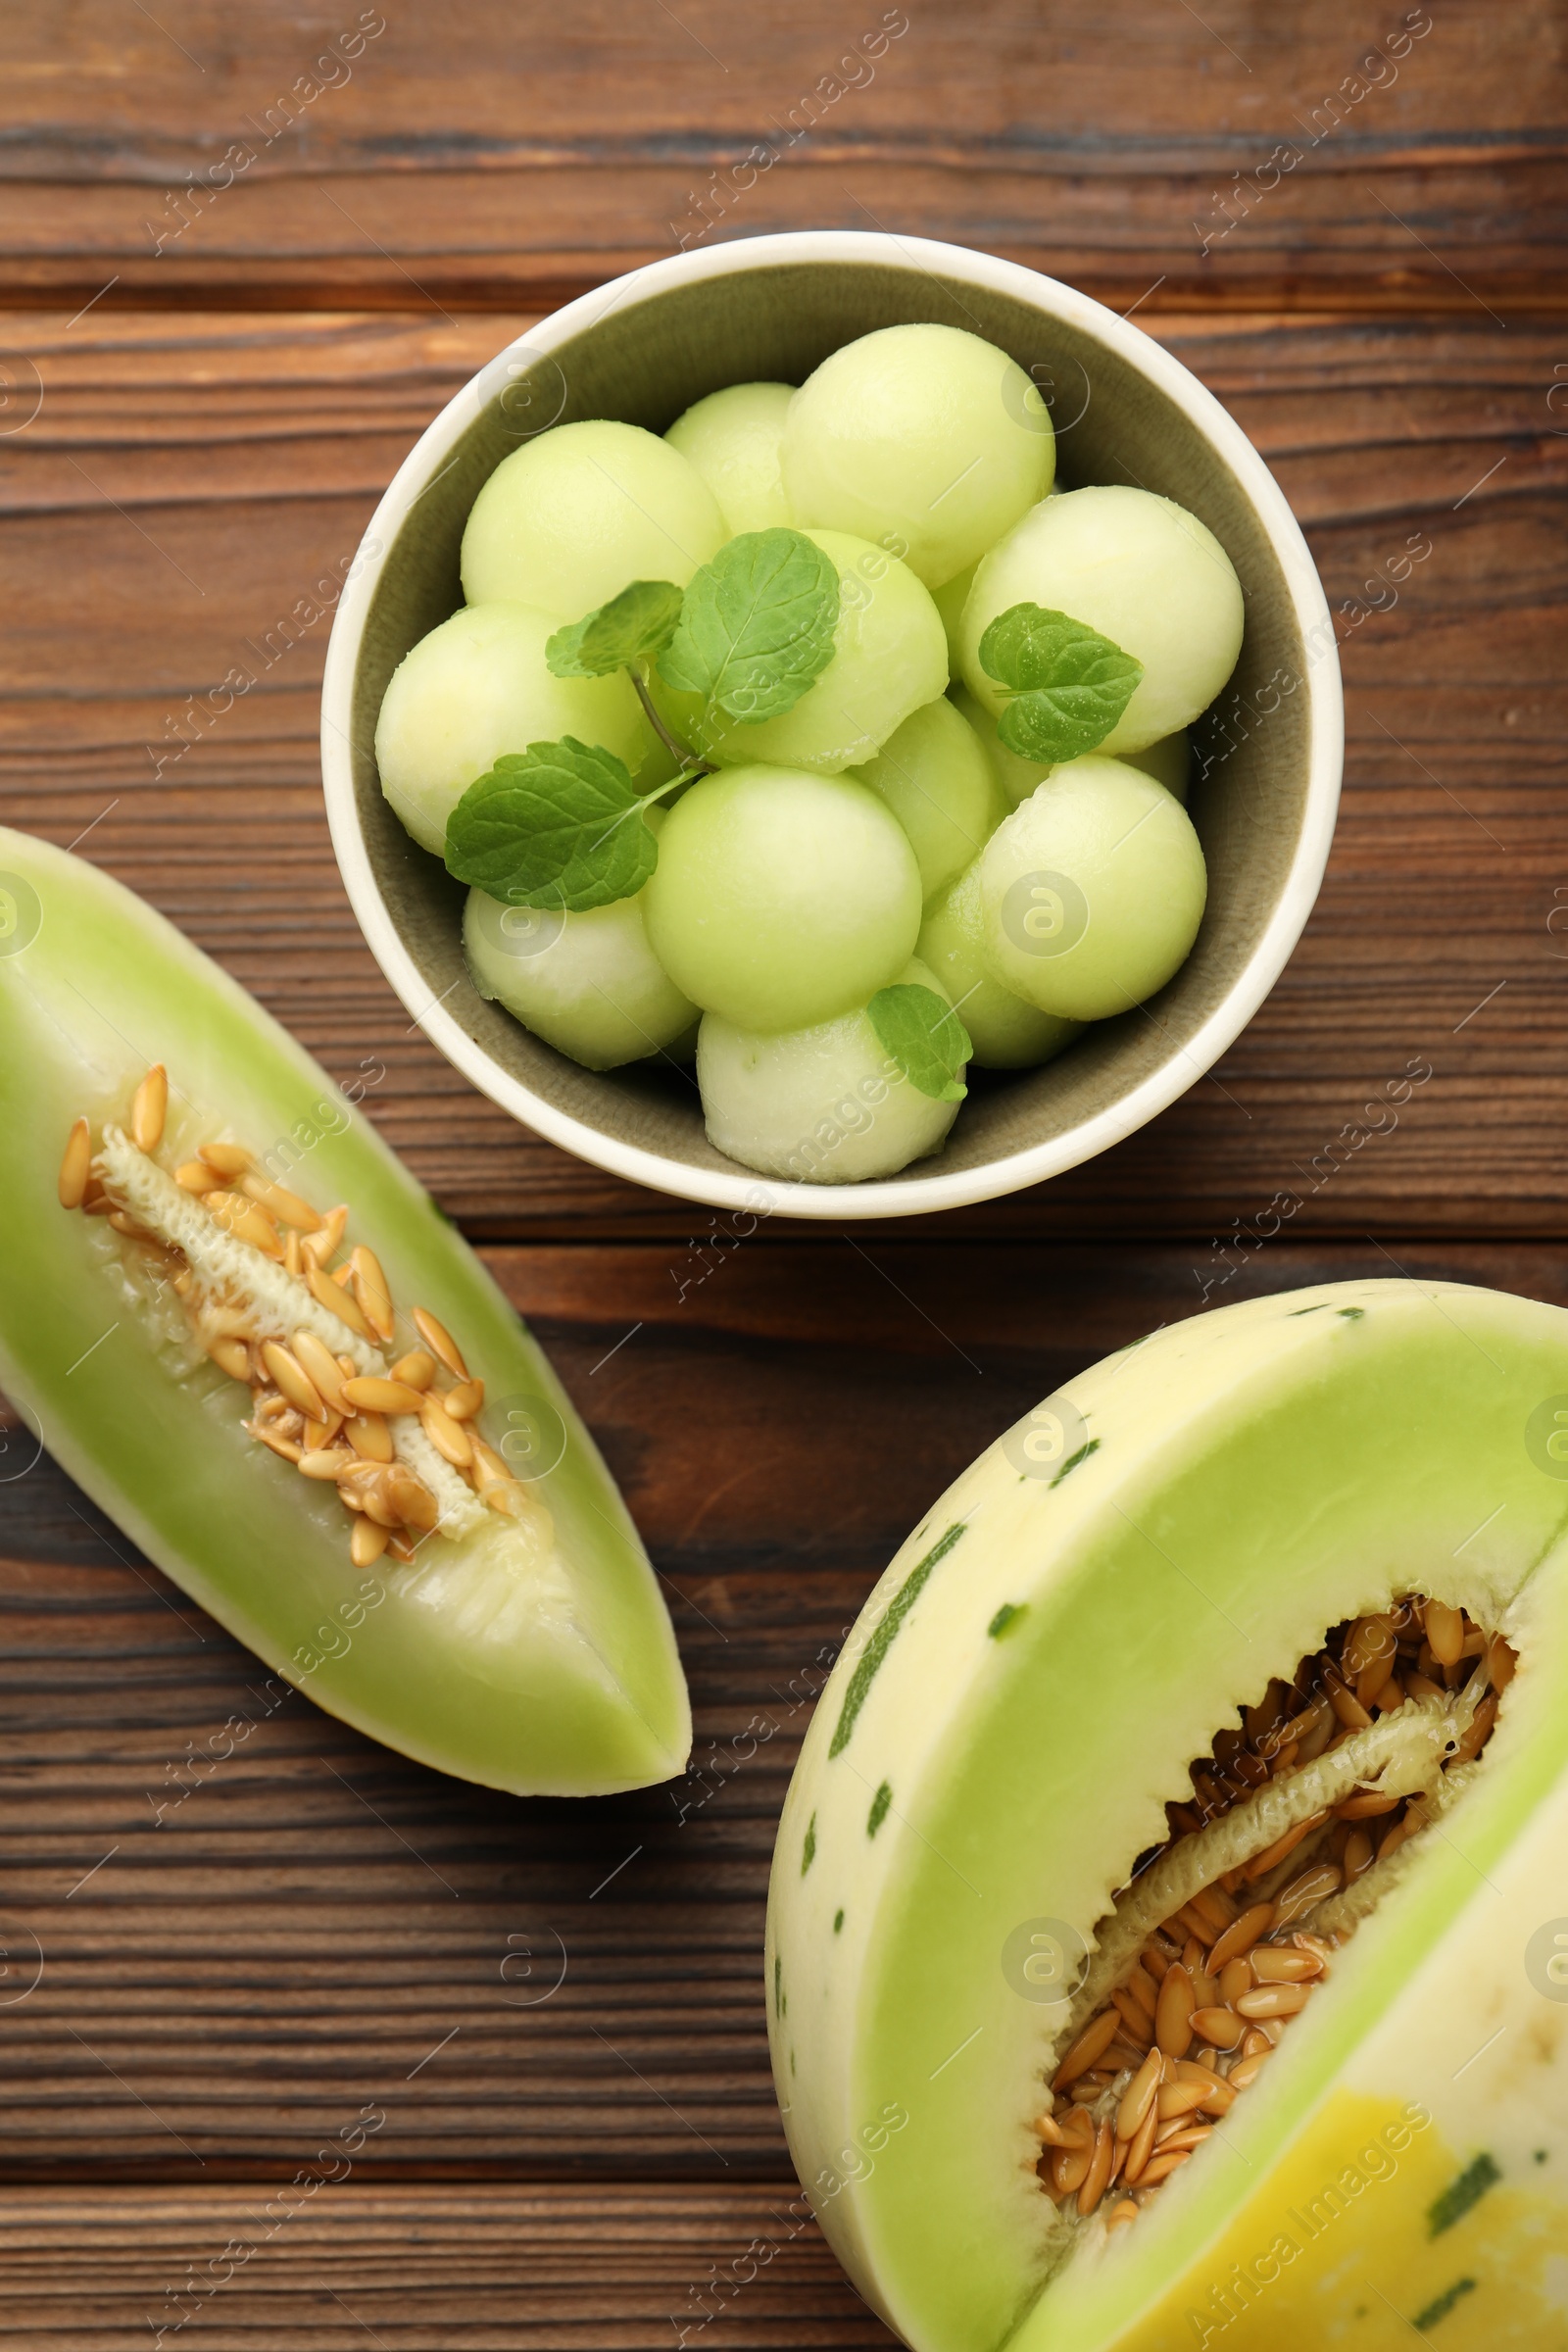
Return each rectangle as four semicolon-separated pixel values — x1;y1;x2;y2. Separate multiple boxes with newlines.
0;829;690;1795
766;1281;1568;2349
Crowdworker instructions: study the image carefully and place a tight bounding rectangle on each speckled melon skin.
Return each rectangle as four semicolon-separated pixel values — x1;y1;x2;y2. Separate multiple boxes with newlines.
765;1281;1568;2352
0;829;690;1796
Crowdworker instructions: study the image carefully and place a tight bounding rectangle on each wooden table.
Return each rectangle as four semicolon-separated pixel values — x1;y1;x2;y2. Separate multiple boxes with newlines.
1;4;1563;2341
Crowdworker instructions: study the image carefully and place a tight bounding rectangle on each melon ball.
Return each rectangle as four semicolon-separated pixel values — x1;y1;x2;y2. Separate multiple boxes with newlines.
461;418;726;615
698;957;964;1184
849;696;1008;903
654;529;947;776
665;382;795;535
781;323;1055;588
949;682;1054;808
464;828;698;1073
976;756;1207;1021
953;684;1193;812
917;864;1082;1070
374;603;652;858
959;485;1245;756
642;762;921;1032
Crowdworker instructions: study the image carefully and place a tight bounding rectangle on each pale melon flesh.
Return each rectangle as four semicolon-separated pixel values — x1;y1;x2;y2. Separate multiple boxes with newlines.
0;830;691;1797
766;1280;1568;2352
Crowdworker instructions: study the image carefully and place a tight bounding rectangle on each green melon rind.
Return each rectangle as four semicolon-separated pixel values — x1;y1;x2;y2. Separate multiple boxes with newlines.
0;828;690;1795
764;1279;1568;2352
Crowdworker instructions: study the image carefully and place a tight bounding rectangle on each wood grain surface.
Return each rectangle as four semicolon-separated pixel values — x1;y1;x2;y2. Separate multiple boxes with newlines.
0;2185;895;2350
2;1;1565;313
1;2;1565;2341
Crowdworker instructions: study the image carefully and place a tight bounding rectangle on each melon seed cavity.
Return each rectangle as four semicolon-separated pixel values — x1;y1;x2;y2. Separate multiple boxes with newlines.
1035;1595;1514;2232
58;1070;552;1567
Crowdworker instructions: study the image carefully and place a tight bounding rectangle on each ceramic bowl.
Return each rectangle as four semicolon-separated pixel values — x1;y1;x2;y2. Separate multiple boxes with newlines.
321;229;1342;1220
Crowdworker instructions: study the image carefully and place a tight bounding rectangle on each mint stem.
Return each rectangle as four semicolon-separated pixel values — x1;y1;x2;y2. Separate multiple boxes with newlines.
638;767;703;810
630;664;710;773
588;764;704;857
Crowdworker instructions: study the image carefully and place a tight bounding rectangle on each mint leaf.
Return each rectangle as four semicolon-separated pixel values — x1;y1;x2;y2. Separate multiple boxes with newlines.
978;604;1143;765
658;527;839;723
444;737;656;913
546;579;685;679
867;984;971;1102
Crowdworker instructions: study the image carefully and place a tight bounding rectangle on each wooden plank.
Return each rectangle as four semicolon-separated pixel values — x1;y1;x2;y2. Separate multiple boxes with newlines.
0;1;1564;313
0;307;1563;1239
1;1236;1562;2190
0;2184;893;2349
0;4;1562;2330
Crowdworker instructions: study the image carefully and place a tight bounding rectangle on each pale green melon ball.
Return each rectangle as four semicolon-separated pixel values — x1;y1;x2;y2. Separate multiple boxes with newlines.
697;957;963;1184
849;696;1008;903
917;864;1082;1069
464;835;698;1073
959;485;1245;755
654;529;947;775
953;683;1193;811
642;762;921;1032
665;382;795;536
932;559;977;674
374;603;652;858
781;323;1055;588
949;682;1053;808
976;755;1207;1021
1123;728;1191;804
461;418;726;614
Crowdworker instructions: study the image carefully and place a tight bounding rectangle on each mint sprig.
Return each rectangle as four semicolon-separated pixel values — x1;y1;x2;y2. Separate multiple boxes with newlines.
659;528;839;724
978;604;1143;766
546;579;684;679
444;737;688;913
868;984;971;1102
434;532;842;913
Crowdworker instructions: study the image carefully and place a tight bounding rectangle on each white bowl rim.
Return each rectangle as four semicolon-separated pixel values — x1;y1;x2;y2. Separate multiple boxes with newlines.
321;227;1343;1224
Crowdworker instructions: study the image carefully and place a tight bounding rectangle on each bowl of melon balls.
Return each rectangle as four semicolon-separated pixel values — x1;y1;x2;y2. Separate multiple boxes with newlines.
323;230;1342;1216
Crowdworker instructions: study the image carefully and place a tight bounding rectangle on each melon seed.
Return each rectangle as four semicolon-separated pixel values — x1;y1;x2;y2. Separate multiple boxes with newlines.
344;1412;394;1462
1115;2048;1164;2142
1251;1946;1322;1984
291;1331;349;1414
307;1263;372;1339
413;1306;466;1380
57;1117;92;1209
199;1142;252;1178
1236;1983;1310;2020
1053;2010;1121;2091
205;1190;284;1259
340;1376;425;1417
349;1246;396;1343
1426;1601;1465;1665
243;1173;323;1233
420;1395;473;1468
1206;1904;1272;1974
261;1341;326;1423
1153;1962;1196;2060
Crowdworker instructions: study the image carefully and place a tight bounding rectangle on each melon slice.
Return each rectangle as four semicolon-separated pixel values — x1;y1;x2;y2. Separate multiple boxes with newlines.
766;1281;1568;2349
0;829;690;1795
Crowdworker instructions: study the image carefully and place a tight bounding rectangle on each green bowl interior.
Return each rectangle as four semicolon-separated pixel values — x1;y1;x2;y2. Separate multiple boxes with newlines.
350;257;1312;1188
